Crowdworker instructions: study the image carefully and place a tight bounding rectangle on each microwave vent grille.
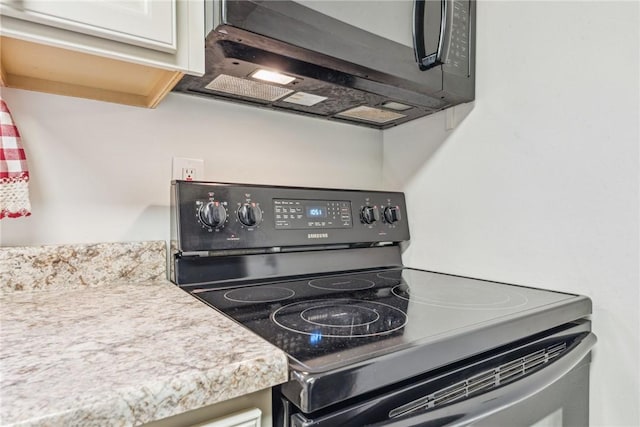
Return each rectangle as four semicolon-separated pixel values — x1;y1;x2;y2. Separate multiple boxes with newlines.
205;74;294;102
336;106;407;124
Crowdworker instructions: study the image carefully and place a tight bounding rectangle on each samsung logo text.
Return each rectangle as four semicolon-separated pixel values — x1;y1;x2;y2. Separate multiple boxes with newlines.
307;233;329;239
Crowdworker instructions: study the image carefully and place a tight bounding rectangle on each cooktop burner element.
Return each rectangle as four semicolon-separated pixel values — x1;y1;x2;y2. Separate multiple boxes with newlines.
224;286;295;303
389;269;529;310
308;277;376;291
272;299;407;338
376;271;405;285
391;283;528;310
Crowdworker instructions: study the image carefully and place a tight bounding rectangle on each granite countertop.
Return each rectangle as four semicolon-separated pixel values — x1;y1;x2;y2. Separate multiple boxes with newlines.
0;242;289;426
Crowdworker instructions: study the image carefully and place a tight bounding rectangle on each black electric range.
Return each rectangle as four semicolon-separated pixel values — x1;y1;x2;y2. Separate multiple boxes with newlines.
170;181;595;426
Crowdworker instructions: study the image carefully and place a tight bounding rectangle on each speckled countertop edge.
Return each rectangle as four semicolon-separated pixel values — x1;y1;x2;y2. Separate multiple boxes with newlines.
0;241;167;293
0;241;289;426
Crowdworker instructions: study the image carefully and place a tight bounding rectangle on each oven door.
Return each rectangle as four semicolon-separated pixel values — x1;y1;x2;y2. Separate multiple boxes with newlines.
277;324;595;427
373;347;593;427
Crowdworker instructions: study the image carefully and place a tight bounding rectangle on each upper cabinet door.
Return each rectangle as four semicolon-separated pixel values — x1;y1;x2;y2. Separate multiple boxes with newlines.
0;0;176;52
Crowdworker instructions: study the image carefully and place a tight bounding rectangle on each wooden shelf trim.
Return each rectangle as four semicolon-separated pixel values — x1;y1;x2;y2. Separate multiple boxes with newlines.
0;36;183;108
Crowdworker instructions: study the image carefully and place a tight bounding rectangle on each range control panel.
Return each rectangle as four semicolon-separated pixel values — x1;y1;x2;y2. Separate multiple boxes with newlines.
172;181;410;252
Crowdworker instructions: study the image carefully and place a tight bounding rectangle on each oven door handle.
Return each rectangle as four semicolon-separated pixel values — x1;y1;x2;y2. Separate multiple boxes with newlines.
372;332;597;427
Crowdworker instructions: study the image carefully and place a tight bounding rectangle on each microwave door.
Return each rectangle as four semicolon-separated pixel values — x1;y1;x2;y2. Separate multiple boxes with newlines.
221;0;444;97
297;0;415;49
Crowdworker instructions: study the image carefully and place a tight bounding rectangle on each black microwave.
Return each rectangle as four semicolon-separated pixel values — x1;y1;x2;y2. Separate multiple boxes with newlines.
174;0;476;129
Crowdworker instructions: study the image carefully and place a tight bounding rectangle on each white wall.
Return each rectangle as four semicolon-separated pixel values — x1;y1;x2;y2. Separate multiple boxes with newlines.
0;89;382;246
383;2;639;426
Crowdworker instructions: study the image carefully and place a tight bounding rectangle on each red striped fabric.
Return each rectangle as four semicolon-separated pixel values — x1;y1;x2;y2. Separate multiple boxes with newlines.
0;97;31;219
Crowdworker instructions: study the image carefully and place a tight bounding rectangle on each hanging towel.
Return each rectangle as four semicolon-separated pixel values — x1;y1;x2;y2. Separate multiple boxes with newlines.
0;97;31;219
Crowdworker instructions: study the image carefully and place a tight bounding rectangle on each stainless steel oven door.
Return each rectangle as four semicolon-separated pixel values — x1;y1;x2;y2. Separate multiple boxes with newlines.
281;324;595;427
375;340;594;426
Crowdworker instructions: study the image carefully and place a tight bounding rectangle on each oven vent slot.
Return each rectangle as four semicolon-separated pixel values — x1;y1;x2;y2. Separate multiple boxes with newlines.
432;384;467;406
389;341;569;419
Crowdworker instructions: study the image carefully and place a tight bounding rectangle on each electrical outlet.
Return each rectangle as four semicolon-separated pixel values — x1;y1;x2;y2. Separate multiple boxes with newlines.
172;157;204;181
182;167;197;181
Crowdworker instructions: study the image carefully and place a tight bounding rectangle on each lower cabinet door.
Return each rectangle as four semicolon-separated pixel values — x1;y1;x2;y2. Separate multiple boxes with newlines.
194;408;262;427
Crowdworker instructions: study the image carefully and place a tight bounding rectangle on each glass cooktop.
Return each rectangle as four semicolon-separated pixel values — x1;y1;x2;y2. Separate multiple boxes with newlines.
190;268;578;372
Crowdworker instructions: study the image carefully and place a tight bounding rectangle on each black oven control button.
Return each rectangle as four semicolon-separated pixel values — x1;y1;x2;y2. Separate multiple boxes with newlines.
383;206;401;224
360;205;380;225
199;201;227;229
238;203;263;227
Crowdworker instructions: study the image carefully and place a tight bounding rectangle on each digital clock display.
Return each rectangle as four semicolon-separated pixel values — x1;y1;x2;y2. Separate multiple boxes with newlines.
306;206;327;218
274;198;352;230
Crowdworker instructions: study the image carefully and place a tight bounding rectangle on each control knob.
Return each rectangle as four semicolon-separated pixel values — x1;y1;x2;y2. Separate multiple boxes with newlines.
360;205;380;225
237;203;263;227
383;206;401;224
199;201;227;229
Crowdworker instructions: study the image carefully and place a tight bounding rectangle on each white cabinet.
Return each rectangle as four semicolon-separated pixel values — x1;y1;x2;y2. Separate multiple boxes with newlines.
0;0;204;108
1;0;177;52
193;408;262;427
142;389;273;427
